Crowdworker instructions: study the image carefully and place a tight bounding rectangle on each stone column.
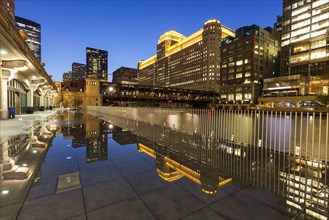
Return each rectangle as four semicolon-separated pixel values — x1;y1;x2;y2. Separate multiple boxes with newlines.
40;93;44;107
0;65;11;119
27;85;37;114
28;89;34;107
47;96;51;108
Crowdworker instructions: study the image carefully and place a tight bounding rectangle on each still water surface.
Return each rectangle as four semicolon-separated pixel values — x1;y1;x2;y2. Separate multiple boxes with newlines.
0;109;328;220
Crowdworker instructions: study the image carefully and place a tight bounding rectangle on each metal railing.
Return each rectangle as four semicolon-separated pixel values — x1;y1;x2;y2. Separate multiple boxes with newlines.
88;106;329;219
90;106;328;164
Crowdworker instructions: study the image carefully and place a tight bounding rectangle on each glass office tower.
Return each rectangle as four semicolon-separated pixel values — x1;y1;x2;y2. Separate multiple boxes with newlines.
86;47;108;81
15;16;41;61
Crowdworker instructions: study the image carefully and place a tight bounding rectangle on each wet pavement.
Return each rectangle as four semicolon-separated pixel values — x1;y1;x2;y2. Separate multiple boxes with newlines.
0;109;328;220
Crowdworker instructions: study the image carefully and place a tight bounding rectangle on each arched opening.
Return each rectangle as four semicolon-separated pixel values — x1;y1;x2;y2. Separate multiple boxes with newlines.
7;79;29;115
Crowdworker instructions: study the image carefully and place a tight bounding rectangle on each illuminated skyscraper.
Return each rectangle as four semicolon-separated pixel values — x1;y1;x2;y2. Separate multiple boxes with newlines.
15;16;41;61
138;19;235;92
259;0;329;107
281;0;329;77
72;62;86;80
86;47;108;81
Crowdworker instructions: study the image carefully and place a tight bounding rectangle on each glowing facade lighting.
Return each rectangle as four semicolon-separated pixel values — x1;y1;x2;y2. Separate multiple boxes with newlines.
268;86;292;90
14;65;28;71
1;190;9;195
0;49;8;55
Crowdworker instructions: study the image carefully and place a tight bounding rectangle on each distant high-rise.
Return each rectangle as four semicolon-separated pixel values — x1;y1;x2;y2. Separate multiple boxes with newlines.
86;47;108;81
63;71;72;82
72;62;86;80
15;16;41;61
112;67;137;83
274;15;282;34
0;0;14;22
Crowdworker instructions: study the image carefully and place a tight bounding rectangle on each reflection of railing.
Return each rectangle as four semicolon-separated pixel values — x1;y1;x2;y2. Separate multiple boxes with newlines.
90;107;329;219
91;107;329;162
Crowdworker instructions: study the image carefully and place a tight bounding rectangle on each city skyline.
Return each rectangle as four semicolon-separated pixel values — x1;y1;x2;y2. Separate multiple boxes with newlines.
15;0;281;82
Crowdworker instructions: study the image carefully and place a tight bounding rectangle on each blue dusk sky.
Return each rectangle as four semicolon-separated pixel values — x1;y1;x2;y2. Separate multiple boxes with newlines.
15;0;282;82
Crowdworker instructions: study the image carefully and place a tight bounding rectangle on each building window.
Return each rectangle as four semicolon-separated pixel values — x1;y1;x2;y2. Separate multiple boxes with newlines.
236;73;243;78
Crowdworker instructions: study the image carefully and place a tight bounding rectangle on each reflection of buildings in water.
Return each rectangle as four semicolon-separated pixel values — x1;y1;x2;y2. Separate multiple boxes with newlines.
0;121;56;202
113;127;137;145
85;117;108;163
71;124;86;148
102;108;328;161
104;114;328;219
280;158;328;220
1;134;31;180
56;113;109;163
137;139;232;195
86;135;108;163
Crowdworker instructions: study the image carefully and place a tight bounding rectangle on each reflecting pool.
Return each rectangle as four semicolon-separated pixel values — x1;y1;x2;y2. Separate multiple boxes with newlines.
0;109;328;220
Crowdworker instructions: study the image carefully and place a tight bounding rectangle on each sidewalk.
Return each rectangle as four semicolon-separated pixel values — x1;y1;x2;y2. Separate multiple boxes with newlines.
0;110;58;146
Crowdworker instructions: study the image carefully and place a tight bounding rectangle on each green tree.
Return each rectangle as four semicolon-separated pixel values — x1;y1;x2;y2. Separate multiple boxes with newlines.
71;94;83;109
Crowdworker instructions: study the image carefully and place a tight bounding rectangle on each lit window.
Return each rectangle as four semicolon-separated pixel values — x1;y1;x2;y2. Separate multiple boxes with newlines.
292;5;311;17
228;94;234;101
313;0;328;8
245;72;251;77
310;48;327;59
236;93;242;101
293;44;309;53
236;60;243;66
244;79;251;84
244;93;251;100
236;73;243;78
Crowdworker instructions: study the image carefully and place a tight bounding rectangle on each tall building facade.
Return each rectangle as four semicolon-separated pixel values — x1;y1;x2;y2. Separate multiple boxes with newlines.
86;47;108;81
281;0;329;77
15;16;41;61
112;66;137;83
138;19;235;92
72;62;86;80
220;25;281;105
0;0;14;22
63;71;72;82
258;0;329;108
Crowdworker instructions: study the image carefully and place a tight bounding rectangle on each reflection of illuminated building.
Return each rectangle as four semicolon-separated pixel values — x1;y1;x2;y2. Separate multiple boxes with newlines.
71;124;86;148
55;112;109;163
86;115;108;163
104;114;328;218
280;158;328;220
86;137;108;163
137;139;232;195
113;127;137;145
